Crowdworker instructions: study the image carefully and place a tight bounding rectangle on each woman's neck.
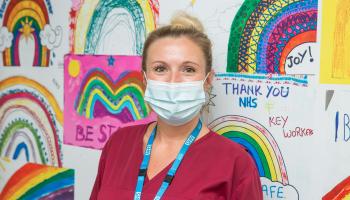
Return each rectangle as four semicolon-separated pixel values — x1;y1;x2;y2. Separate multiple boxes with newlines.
155;116;202;145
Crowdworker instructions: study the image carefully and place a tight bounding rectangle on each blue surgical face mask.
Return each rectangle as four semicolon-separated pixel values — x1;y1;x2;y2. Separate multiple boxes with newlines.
143;74;208;126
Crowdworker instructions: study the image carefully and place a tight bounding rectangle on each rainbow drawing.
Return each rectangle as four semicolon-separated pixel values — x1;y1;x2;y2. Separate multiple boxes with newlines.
226;0;318;74
0;162;74;200
64;55;155;149
74;69;149;122
1;0;50;66
0;76;63;167
70;0;159;55
209;115;289;185
323;176;350;200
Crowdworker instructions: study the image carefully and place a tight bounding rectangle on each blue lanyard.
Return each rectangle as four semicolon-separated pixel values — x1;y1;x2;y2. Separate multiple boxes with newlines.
134;120;202;200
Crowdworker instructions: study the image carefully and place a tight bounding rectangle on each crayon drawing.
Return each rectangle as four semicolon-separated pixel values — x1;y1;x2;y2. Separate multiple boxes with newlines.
0;68;63;167
320;0;350;84
70;0;159;55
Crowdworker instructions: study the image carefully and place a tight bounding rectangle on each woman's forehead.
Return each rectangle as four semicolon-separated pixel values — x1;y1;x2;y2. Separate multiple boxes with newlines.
146;37;206;64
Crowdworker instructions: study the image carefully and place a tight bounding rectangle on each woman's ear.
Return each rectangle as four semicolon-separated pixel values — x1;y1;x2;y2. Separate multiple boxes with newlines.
204;69;214;92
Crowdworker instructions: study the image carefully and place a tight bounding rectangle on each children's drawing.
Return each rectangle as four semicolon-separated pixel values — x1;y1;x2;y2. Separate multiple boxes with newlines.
209;115;288;185
207;73;318;199
226;0;318;74
0;68;63;167
0;158;74;200
70;0;159;55
0;0;68;67
64;55;155;149
323;176;350;200
320;0;350;84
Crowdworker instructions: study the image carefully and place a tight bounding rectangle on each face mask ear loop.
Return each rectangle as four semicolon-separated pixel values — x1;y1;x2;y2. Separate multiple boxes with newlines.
202;72;211;88
143;71;148;83
203;73;210;83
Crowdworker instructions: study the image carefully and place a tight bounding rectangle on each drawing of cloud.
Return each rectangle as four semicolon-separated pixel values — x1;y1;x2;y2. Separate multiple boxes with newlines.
0;27;13;52
260;177;299;200
40;24;62;50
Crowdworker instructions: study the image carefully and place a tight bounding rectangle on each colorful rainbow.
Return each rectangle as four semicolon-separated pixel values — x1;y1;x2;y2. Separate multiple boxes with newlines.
0;76;62;167
0;163;74;200
323;176;350;200
2;0;50;66
74;69;150;123
209;115;288;185
227;0;318;74
71;0;159;54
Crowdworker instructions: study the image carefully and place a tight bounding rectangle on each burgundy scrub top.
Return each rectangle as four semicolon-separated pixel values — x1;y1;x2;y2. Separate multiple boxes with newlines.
90;123;263;200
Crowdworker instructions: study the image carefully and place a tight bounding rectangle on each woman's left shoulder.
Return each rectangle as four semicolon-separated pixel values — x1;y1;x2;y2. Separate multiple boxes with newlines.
205;132;263;199
206;131;248;153
202;131;256;167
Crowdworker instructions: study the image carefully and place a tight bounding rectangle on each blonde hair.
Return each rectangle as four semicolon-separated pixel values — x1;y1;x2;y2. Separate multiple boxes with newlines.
142;12;212;74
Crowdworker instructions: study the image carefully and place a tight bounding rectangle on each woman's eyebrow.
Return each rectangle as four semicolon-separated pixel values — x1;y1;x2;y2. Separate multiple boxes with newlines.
182;61;201;67
150;61;168;65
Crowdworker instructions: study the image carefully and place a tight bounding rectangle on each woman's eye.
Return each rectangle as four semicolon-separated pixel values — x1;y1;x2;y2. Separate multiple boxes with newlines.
154;65;166;72
184;67;196;73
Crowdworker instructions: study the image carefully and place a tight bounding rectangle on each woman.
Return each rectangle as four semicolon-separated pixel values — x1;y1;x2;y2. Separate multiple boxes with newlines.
90;12;262;200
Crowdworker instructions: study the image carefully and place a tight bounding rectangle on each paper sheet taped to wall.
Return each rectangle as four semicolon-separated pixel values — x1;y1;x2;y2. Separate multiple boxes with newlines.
207;73;317;200
64;54;155;149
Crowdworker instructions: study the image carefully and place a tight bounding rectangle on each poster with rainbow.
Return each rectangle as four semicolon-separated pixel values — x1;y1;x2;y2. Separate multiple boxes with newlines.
143;0;318;73
207;73;317;199
226;0;318;74
69;0;159;55
0;0;70;67
0;157;74;199
64;55;155;149
0;68;63;167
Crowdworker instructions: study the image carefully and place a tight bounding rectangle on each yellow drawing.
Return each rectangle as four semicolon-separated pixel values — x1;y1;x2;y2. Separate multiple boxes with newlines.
320;0;350;84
